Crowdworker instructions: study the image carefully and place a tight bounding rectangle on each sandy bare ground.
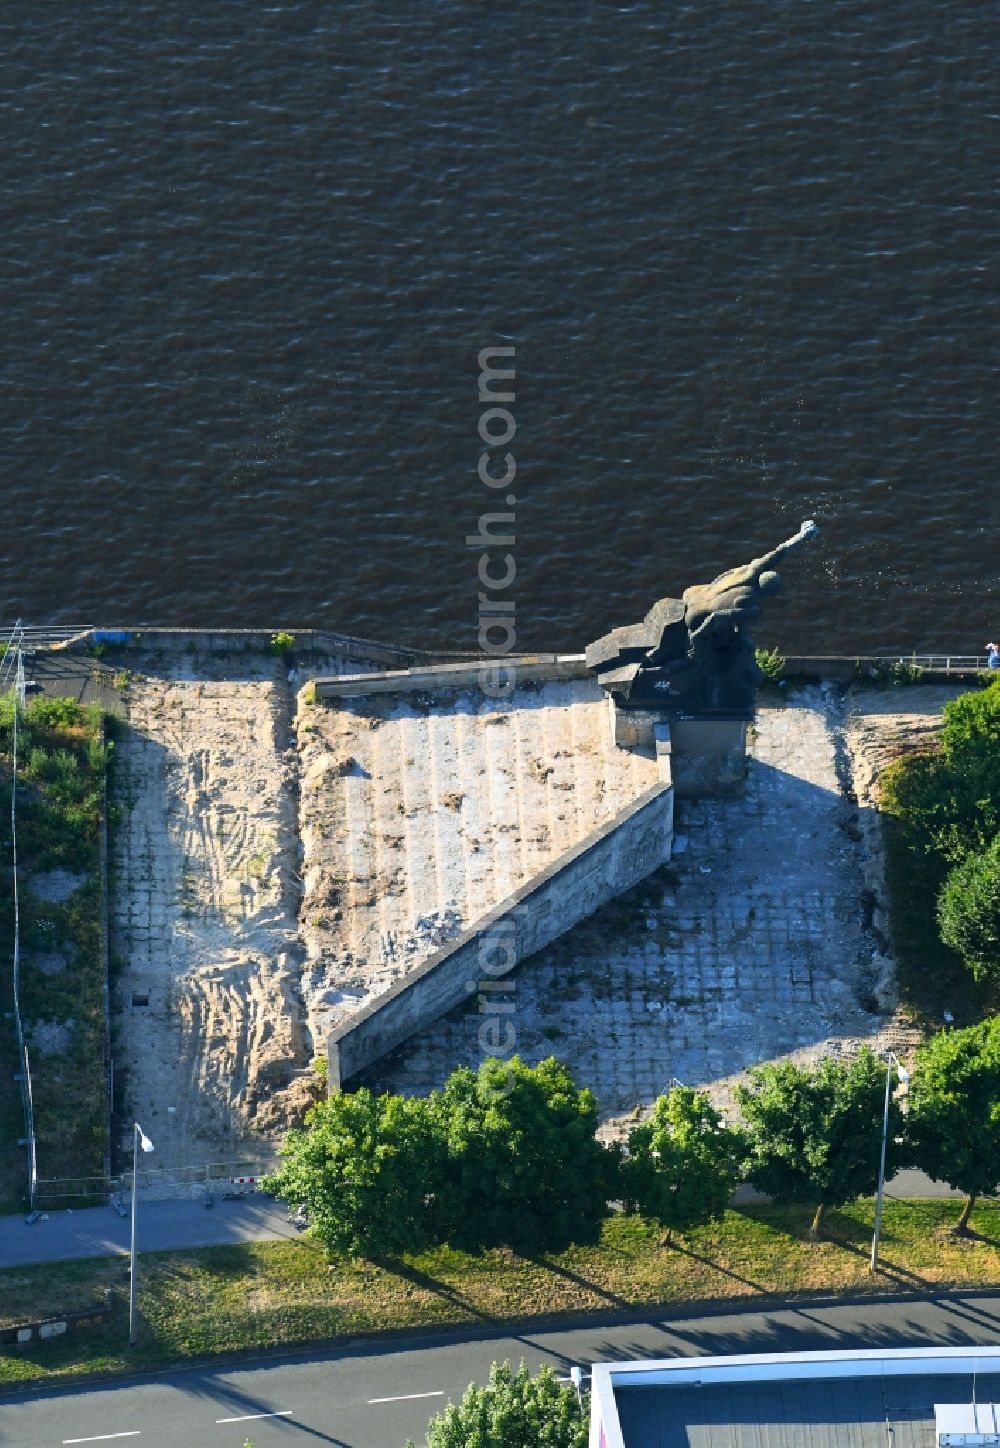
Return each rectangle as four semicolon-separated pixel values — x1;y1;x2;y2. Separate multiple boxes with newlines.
845;683;963;789
110;652;310;1173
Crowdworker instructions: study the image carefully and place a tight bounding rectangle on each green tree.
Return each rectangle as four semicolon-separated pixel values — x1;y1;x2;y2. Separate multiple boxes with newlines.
938;835;1000;981
621;1087;743;1241
406;1361;587;1448
432;1057;613;1255
905;1017;1000;1232
882;678;1000;865
735;1049;902;1238
262;1087;443;1259
878;678;1000;1005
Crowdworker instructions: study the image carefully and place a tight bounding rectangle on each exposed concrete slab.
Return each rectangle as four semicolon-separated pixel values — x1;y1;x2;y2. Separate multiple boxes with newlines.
109;659;663;1176
315;653;587;697
363;685;925;1129
296;677;661;1050
327;782;673;1087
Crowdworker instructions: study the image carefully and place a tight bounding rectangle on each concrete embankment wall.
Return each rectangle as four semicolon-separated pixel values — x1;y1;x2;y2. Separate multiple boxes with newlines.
314;652;588;698
316;651;989;699
79;626;443;668
328;779;674;1089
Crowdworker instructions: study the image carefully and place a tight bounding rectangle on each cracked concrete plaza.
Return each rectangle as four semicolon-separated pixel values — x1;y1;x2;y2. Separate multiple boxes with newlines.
363;685;923;1128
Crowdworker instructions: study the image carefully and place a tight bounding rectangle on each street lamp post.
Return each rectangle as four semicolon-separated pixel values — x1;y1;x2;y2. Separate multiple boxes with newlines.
869;1053;910;1275
129;1122;155;1346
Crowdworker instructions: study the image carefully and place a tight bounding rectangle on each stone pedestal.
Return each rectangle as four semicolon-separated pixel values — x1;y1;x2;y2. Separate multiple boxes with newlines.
668;718;747;797
610;703;746;798
611;705;657;750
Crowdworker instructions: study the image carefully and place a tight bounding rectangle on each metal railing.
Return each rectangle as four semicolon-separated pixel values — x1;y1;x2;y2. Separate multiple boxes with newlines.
879;653;991;671
0;622;25;696
109;1156;280;1210
32;1156;280;1210
0;624;94;650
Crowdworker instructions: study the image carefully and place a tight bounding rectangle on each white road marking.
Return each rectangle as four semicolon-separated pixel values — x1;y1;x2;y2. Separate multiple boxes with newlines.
63;1435;141;1445
368;1390;446;1405
214;1409;294;1424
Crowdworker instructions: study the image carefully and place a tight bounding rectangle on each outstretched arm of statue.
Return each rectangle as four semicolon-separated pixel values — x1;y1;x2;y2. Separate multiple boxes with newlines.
744;518;820;577
697;519;820;594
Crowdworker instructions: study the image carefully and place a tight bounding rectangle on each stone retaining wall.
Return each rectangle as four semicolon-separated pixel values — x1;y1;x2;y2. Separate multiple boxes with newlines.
328;779;673;1088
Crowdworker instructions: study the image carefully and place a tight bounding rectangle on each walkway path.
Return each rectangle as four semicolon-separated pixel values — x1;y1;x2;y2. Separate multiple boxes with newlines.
0;1198;299;1269
0;1171;962;1270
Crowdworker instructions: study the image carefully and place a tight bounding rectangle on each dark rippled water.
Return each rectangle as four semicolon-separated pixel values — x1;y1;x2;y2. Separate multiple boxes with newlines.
0;3;996;653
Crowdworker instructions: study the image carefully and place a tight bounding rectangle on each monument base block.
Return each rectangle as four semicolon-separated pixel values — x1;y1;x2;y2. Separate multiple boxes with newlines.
610;704;746;797
612;705;658;750
668;717;747;797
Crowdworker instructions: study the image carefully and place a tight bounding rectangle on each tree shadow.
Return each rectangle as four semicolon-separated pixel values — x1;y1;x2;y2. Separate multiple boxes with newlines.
931;1294;1000;1338
378;1257;499;1325
966;1227;1000;1251
831;1232;935;1291
664;1238;768;1295
818;1211;875;1249
528;1256;633;1310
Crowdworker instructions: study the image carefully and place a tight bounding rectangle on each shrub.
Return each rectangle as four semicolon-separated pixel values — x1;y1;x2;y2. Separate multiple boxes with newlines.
891;661;925;686
265;1058;616;1260
269;631;296;656
906;1018;1000;1232
938;836;1000;981
0;692;107;1195
879;679;1000;1001
407;1362;588;1448
431;1056;613;1255
27;696;89;730
736;1048;903;1238
262;1089;443;1260
754;646;785;685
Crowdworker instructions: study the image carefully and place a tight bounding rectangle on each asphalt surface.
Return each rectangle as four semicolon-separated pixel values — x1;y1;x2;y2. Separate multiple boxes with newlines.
0;1200;301;1269
0;1172;962;1270
5;1293;1000;1447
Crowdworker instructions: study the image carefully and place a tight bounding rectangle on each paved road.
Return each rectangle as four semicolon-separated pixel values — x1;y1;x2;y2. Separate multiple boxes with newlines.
4;1293;1000;1447
1;1291;1000;1448
0;1200;300;1269
0;1173;963;1270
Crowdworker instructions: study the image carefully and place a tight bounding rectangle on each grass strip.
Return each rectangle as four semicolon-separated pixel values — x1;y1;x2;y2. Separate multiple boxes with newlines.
3;1200;1000;1388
